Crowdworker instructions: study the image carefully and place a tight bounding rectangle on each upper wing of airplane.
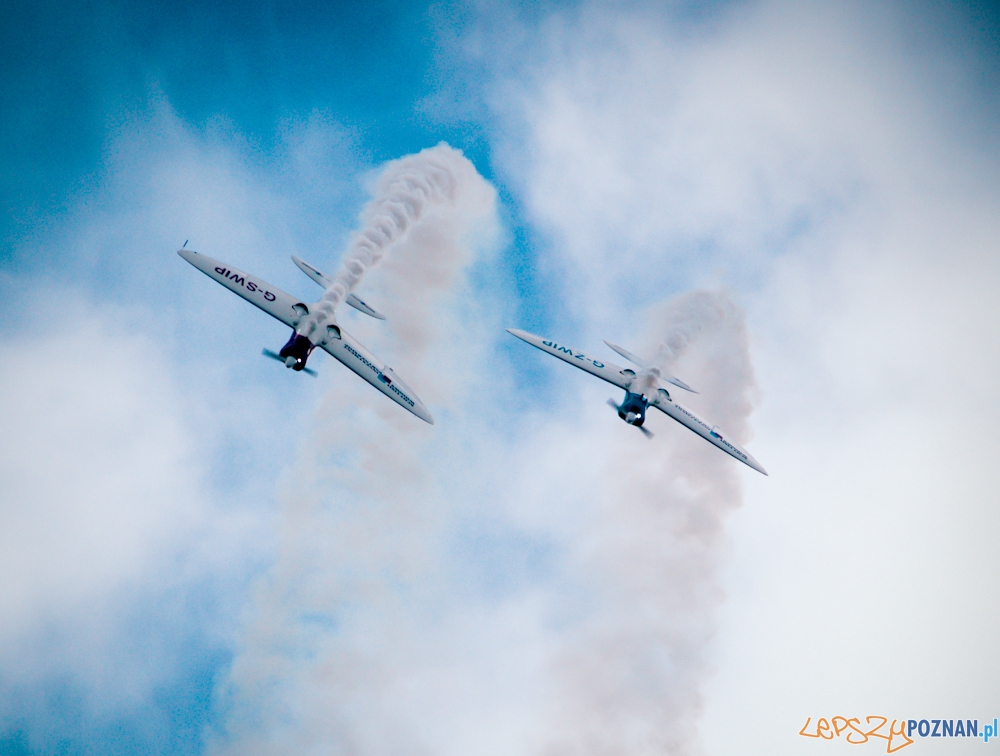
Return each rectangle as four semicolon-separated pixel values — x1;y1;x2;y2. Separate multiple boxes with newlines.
291;255;386;320
506;329;634;390
179;249;307;328
317;327;433;424
649;394;768;475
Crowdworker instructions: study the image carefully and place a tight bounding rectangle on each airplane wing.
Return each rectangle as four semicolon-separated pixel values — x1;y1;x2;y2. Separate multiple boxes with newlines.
291;255;386;320
506;329;633;390
318;328;433;424
179;249;307;328
649;394;768;475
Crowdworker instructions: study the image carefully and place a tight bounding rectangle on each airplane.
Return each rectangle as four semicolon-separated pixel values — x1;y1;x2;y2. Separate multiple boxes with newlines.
178;248;433;424
506;328;767;474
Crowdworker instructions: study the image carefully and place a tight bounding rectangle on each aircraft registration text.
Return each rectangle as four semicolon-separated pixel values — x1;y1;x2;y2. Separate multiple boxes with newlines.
215;266;277;302
541;340;605;369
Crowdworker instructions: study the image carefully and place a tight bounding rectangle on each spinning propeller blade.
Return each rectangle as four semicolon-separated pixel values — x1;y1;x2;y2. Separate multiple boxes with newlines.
606;398;653;438
261;348;317;377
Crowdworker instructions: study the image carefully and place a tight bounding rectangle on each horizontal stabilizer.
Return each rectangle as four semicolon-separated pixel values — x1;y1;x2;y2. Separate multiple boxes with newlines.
664;375;698;394
291;255;334;288
604;340;646;368
604;340;697;393
345;293;386;320
291;256;385;320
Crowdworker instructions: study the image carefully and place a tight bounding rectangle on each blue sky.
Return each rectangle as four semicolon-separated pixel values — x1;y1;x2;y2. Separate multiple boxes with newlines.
2;2;1000;755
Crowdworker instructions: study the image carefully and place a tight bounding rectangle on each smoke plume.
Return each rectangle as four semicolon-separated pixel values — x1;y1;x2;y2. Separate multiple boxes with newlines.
213;232;756;756
517;290;755;756
211;143;502;755
306;143;465;335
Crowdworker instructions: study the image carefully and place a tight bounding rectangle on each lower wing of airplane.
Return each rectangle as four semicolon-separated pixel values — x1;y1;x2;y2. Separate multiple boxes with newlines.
178;248;432;424
507;328;766;474
317;329;433;423
649;395;767;475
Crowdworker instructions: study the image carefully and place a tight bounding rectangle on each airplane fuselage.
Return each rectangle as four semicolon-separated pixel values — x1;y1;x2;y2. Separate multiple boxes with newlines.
615;390;649;427
278;331;316;371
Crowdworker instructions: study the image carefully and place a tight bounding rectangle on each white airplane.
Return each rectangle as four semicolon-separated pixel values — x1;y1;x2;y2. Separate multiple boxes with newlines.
179;248;433;424
507;329;767;474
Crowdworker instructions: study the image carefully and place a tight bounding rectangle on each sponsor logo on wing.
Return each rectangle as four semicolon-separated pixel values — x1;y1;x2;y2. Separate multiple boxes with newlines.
343;344;415;407
673;404;749;461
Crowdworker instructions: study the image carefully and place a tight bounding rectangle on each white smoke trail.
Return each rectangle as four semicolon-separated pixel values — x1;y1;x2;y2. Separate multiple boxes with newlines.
506;290;755;756
305;143;464;335
207;124;756;755
212;271;756;756
625;290;734;403
211;145;501;756
650;291;733;374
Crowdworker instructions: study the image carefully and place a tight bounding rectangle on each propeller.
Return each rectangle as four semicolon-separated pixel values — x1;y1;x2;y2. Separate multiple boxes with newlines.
262;348;317;377
606;399;654;439
603;340;698;393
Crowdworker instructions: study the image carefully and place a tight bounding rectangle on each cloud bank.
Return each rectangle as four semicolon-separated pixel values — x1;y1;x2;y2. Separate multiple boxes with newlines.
458;1;1000;752
5;1;998;754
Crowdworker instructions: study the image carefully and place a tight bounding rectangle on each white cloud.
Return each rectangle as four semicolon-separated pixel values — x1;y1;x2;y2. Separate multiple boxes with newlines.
0;299;239;712
473;0;1000;753
0;97;366;741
